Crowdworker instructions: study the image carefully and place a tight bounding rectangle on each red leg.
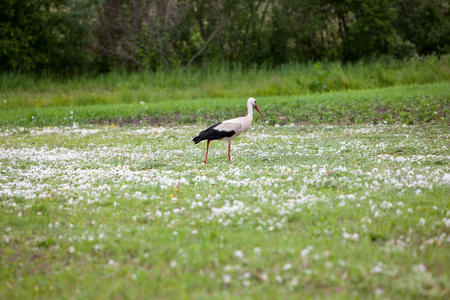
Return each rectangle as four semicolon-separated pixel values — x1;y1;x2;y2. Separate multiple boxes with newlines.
203;140;210;164
228;141;231;163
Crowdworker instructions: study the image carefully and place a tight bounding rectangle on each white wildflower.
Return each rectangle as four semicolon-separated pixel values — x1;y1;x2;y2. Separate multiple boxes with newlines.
343;232;359;241
290;277;299;287
443;218;450;227
108;259;117;267
412;263;426;273
222;274;231;284
301;245;313;258
370;263;383;274
375;288;384;296
234;250;244;259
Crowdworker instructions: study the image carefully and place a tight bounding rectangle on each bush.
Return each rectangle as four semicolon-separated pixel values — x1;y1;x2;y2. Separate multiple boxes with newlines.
0;0;95;73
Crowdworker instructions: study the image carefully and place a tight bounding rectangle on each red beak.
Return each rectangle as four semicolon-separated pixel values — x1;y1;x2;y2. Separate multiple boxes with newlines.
254;104;264;118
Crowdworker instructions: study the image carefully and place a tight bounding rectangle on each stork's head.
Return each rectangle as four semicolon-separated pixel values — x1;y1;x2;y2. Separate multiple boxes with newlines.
248;97;264;118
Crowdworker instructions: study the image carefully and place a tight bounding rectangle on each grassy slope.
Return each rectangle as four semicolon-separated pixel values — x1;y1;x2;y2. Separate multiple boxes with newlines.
0;125;448;299
0;82;448;126
0;56;448;109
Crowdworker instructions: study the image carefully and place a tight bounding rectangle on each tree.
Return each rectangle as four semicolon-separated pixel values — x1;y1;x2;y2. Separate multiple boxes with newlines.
0;0;95;73
394;0;450;56
0;0;448;73
93;0;193;71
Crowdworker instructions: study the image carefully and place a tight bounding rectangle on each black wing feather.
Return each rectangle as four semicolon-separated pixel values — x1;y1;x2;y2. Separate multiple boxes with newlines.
192;122;235;144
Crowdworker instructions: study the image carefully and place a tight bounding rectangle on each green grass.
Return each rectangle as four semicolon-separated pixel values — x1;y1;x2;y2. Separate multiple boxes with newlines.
0;82;448;127
1;56;448;110
0;124;449;299
0;56;449;298
1;56;448;127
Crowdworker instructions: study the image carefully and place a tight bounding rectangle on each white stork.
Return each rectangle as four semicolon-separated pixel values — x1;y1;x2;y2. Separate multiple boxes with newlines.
192;97;264;164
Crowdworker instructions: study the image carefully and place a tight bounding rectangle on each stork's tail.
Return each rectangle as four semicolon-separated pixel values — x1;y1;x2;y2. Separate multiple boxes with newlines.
192;122;219;144
192;134;204;144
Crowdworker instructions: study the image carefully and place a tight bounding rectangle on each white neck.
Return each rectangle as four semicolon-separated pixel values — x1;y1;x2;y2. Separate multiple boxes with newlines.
247;102;253;118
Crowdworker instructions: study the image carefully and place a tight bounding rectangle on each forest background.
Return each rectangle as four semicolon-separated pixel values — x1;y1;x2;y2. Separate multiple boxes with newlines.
1;0;449;74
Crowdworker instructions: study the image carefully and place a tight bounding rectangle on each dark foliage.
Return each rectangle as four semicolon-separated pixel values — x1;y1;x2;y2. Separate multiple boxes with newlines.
1;0;449;73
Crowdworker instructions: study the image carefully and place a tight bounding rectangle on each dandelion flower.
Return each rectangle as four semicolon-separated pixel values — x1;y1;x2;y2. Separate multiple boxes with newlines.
222;274;231;284
234;250;244;259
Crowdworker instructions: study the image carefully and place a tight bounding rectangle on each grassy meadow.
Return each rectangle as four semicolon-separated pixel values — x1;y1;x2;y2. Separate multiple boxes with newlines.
0;125;449;298
0;57;449;298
